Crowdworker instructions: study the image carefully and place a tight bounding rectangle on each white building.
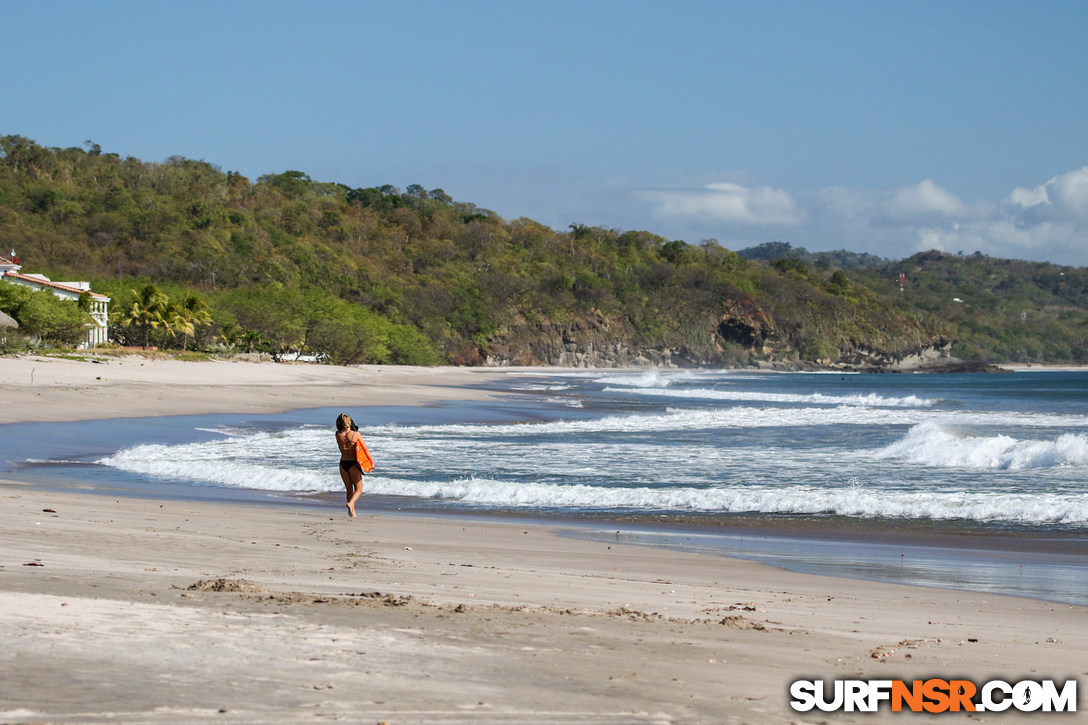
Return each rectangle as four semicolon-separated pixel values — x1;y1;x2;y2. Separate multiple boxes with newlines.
0;251;111;348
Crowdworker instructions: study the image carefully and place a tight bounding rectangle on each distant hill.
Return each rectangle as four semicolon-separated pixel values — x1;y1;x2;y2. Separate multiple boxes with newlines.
739;241;890;270
2;134;1085;367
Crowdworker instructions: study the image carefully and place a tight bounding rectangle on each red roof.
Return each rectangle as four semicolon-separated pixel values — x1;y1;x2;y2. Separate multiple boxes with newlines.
3;271;110;300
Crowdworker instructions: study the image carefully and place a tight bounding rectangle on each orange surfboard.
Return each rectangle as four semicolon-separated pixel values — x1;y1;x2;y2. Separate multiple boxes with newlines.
354;434;375;473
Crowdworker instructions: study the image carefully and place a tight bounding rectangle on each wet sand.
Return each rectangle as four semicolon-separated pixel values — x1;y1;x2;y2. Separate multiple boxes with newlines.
1;355;1085;723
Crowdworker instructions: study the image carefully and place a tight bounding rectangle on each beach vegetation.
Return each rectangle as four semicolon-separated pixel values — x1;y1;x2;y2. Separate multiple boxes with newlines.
0;328;32;353
3;135;1087;366
0;280;92;346
118;285;169;349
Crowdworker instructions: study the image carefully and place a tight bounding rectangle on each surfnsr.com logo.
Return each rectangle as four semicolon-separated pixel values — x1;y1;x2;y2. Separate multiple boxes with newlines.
790;678;1078;713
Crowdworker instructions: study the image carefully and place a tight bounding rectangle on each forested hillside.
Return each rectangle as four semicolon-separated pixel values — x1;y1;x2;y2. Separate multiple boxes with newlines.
2;135;1086;366
741;243;1088;364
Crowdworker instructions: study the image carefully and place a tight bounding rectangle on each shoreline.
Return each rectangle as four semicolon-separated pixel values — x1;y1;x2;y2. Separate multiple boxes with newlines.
36;481;1088;609
3;350;1085;423
12;457;1088;607
4;355;1086;582
3;356;1085;562
2;355;1086;721
3;351;1084;426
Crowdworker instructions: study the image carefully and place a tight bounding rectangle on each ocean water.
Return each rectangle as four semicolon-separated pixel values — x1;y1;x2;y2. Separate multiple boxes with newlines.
89;369;1088;528
4;368;1088;604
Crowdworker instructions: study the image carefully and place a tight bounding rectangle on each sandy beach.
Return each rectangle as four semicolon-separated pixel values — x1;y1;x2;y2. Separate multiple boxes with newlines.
0;354;508;424
1;355;1085;723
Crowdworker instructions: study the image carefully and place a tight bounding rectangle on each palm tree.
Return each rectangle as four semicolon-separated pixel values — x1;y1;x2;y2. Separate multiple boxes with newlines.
159;300;195;350
240;328;264;354
121;285;168;349
177;294;212;351
215;322;244;351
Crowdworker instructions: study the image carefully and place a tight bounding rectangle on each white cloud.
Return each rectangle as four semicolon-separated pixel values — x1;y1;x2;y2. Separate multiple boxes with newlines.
626;166;1088;266
1009;182;1050;208
1009;166;1088;217
641;182;802;226
808;171;1088;264
1050;167;1088;216
901;219;1084;263
888;179;966;219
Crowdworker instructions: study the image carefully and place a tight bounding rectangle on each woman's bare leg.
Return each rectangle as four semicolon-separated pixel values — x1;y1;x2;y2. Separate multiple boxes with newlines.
346;467;363;517
339;465;357;516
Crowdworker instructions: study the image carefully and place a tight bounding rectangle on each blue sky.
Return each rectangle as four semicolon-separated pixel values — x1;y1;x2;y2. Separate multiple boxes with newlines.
5;1;1088;265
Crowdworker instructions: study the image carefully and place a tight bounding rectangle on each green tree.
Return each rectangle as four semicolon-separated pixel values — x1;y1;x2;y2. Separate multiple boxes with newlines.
176;293;212;350
121;285;169;348
217;285;305;359
158;300;195;349
0;282;91;345
8;135;1088;368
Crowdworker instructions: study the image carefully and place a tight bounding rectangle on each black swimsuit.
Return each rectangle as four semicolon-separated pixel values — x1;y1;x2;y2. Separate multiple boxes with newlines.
338;431;360;472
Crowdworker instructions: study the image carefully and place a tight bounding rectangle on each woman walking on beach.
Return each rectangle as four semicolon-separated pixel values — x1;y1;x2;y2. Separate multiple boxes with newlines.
334;413;373;517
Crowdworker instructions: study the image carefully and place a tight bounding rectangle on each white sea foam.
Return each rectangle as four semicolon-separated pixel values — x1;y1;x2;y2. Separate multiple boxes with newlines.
94;435;1088;522
877;421;1088;470
591;370;703;388
24;458;93;465
368;405;902;439
511;383;573;392
99;441;331;492
367;405;1084;441
93;412;1088;526
358;476;1088;525
603;386;937;407
89;369;1088;530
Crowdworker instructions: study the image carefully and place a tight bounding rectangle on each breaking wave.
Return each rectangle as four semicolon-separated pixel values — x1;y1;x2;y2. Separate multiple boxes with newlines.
602;386;937;407
359;477;1088;525
878;421;1088;470
90;369;1088;529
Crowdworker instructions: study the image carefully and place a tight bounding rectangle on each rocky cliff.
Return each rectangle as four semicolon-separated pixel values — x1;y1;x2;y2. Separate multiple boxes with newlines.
484;307;961;371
